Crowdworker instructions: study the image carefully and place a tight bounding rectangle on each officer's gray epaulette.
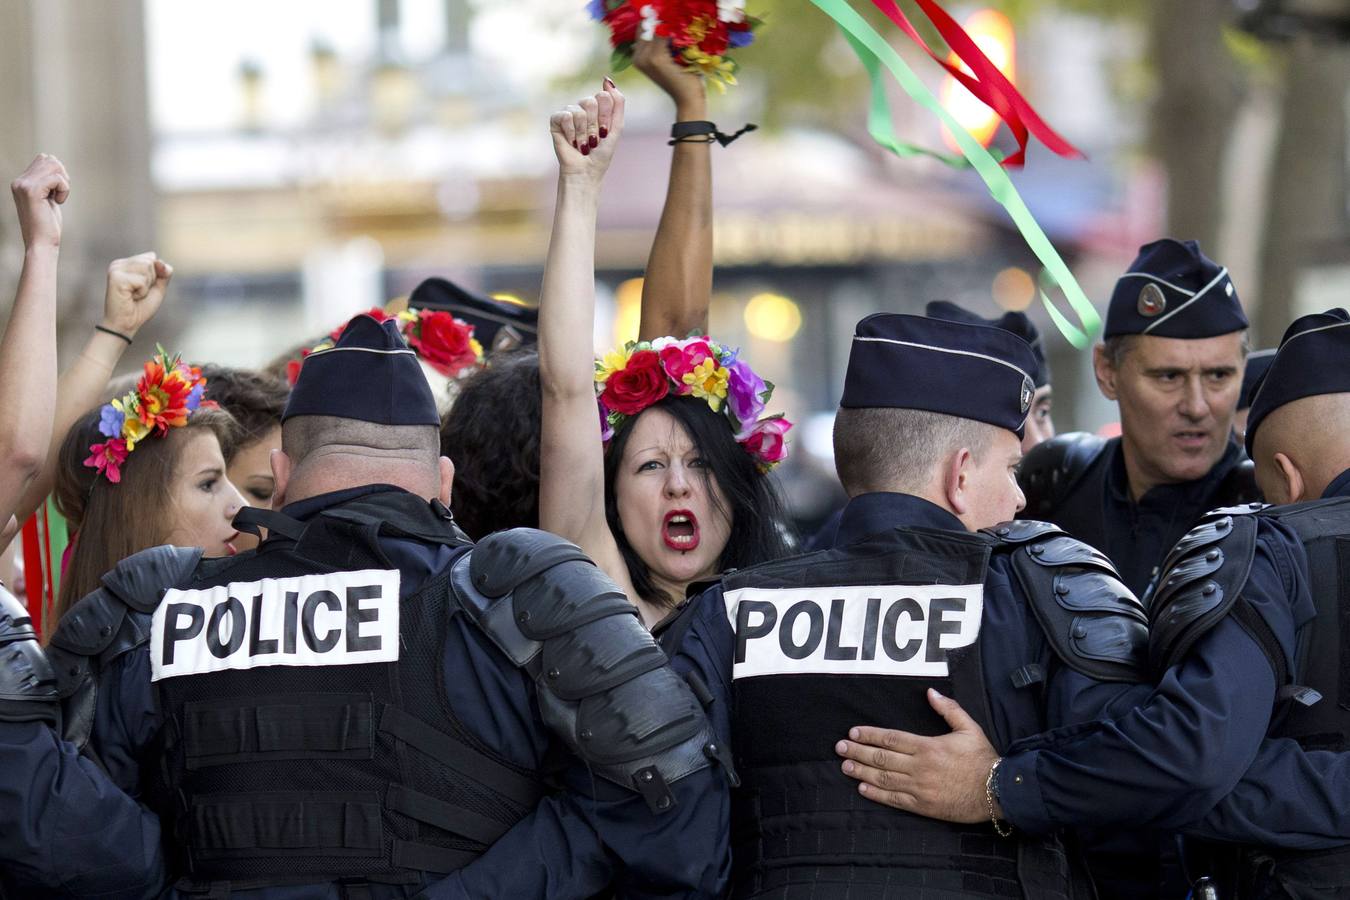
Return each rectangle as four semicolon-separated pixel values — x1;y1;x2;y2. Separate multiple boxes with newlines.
982;519;1149;683
47;544;202;748
1017;432;1108;520
1149;503;1267;677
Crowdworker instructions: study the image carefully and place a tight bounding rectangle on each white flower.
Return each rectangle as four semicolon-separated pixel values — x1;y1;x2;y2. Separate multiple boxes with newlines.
639;4;659;41
717;0;746;23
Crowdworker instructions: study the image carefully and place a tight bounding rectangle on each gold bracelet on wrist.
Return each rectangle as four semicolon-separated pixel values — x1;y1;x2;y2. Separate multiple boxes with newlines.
986;758;1013;838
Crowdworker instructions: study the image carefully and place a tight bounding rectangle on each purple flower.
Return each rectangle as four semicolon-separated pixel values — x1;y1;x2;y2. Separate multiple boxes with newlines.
726;359;767;439
598;398;615;442
728;30;755;48
185;382;205;412
97;403;125;438
586;0;606;21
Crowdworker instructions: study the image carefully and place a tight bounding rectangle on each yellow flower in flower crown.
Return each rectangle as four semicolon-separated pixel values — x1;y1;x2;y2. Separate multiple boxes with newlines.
469;337;484;360
114;397;152;450
596;346;633;384
683;358;729;410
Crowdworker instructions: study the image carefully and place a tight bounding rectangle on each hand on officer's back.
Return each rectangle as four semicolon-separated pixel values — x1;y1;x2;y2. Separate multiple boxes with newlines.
835;688;998;824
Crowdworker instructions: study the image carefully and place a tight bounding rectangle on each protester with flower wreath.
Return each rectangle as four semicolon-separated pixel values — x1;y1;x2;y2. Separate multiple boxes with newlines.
52;348;243;620
538;79;791;630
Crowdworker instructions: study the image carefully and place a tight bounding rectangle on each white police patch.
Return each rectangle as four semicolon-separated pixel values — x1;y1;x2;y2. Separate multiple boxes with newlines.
724;584;983;680
151;569;400;682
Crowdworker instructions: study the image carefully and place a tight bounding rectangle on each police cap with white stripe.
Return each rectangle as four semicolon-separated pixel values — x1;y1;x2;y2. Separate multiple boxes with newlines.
409;276;538;351
1239;348;1277;411
1105;239;1248;339
841;313;1037;437
283;313;441;426
1244;308;1350;455
926;300;1050;388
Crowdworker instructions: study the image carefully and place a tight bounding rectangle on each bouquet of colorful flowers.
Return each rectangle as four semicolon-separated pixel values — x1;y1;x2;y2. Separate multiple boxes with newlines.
595;334;791;471
588;0;760;91
286;307;485;386
85;348;210;483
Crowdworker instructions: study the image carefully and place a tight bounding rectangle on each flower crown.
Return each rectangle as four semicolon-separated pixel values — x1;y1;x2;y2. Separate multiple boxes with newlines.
589;0;760;92
285;307;485;386
595;335;791;471
85;347;210;483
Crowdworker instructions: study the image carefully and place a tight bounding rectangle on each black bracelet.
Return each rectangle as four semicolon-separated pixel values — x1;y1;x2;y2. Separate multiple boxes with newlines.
669;120;758;147
94;324;133;345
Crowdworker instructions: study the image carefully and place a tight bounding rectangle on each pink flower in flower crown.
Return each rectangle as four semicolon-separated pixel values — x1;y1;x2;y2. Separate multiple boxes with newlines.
658;338;713;394
597;398;615;442
84;438;129;483
743;416;792;469
726;359;768;438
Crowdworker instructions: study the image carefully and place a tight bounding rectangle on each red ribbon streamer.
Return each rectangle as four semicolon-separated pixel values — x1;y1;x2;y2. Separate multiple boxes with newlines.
20;513;49;638
868;0;1084;167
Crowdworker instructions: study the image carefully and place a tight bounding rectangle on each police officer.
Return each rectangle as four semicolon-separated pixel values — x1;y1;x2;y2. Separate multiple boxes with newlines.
662;312;1151;898
832;310;1350;897
0;314;732;898
1020;239;1259;594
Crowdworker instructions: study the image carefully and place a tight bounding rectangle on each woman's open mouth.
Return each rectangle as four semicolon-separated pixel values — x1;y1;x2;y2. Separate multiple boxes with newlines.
663;509;701;552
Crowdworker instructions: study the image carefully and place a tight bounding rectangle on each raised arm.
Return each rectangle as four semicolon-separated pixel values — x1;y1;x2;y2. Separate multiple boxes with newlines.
633;38;712;342
0;155;67;530
537;82;639;599
9;252;172;530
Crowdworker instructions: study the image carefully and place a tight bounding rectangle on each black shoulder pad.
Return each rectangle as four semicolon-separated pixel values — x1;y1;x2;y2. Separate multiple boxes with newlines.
0;584;59;725
1149;509;1260;674
997;528;1149;683
1018;432;1108;520
469;528;594;598
983;520;1063;546
100;544;203;612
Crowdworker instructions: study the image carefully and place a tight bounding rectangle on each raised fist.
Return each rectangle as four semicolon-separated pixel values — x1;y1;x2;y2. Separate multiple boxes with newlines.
103;252;173;340
550;78;626;181
10;154;70;250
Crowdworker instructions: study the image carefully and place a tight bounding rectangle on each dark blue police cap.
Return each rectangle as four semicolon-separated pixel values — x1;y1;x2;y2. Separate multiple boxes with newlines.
283;314;440;426
841;313;1037;437
1104;239;1248;339
409;277;537;352
1239;348;1277;411
1245;308;1350;455
926;300;1050;388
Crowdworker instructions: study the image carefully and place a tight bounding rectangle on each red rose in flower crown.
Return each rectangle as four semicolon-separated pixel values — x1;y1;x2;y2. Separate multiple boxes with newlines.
405;309;483;378
601;349;670;415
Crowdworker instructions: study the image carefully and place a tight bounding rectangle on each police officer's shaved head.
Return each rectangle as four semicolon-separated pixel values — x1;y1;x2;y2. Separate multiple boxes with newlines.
834;408;994;497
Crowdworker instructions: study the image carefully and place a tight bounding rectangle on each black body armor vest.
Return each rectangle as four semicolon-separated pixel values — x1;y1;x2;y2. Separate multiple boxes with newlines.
146;494;543;893
1152;498;1350;898
723;525;1114;900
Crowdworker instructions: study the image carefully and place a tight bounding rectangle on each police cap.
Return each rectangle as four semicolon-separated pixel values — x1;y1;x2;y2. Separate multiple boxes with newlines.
1105;239;1248;339
841;312;1037;437
926;300;1050;388
408;277;538;352
1239;348;1277;411
283;314;440;426
1245;308;1350;455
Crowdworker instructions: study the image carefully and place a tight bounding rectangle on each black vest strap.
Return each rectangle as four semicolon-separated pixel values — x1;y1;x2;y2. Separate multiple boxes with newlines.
233;507;307;542
384;784;514;846
183;693;374;771
377;704;542;808
189;791;384;859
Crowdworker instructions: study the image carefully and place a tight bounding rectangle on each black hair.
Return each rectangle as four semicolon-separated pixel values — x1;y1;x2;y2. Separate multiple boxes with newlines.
440;351;542;540
603;394;792;608
198;365;289;461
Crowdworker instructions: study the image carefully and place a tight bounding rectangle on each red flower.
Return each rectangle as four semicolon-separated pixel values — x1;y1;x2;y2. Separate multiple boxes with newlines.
329;308;394;342
408;310;480;377
601;349;670;415
604;0;643;46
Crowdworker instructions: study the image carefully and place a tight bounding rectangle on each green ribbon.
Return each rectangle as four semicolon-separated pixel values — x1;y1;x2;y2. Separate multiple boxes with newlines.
816;0;1101;348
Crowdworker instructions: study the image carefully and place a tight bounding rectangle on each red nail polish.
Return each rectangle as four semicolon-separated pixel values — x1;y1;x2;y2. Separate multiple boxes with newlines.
589;135;598;148
572;140;579;149
599;127;608;139
580;144;590;156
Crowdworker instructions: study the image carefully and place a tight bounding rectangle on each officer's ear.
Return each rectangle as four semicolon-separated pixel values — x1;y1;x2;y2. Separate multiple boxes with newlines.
1272;452;1306;504
1092;343;1119;402
942;447;973;518
437;455;454;508
270;448;293;510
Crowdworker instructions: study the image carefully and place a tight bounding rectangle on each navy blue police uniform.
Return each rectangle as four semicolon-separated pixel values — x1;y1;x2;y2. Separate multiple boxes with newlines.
804;301;1053;553
1019;239;1260;595
991;309;1350;899
660;314;1152;899
0;316;731;899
